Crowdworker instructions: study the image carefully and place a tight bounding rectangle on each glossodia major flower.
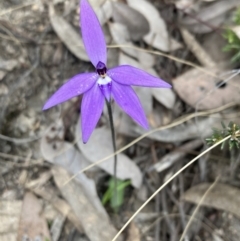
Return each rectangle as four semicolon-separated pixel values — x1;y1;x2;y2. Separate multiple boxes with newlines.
43;0;171;143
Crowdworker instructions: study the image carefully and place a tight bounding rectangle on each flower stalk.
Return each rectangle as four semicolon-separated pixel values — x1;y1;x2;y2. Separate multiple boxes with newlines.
106;100;118;204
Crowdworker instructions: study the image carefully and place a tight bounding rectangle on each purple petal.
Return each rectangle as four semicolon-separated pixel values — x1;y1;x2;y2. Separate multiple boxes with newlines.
108;65;172;88
80;0;107;67
43;72;97;110
112;82;148;129
81;83;105;143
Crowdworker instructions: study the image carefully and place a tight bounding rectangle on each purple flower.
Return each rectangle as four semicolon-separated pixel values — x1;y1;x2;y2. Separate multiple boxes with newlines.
43;0;171;143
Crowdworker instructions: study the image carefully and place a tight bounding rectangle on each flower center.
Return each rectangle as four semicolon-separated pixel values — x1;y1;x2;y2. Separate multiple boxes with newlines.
96;62;112;101
97;75;111;85
96;61;107;77
97;75;112;101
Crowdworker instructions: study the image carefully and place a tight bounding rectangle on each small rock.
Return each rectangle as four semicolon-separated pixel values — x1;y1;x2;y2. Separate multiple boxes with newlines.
0;84;9;95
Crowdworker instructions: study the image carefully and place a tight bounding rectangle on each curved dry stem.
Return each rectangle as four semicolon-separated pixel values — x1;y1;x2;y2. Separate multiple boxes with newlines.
107;44;219;78
63;102;236;186
111;135;230;241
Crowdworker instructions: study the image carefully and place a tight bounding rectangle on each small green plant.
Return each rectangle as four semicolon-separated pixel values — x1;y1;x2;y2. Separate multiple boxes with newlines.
233;8;240;25
223;8;240;63
102;178;131;212
206;122;240;150
223;29;240;63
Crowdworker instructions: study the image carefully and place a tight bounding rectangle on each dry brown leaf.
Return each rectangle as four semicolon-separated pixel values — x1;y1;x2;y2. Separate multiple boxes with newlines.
17;192;51;241
52;166;121;241
182;0;240;33
76;125;143;188
173;68;240;110
49;4;89;62
126;0;182;51
135;115;217;142
112;2;149;41
40;120;107;218
183;183;240;218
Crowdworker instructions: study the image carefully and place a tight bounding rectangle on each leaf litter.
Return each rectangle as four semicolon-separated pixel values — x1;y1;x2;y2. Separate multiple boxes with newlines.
1;0;240;240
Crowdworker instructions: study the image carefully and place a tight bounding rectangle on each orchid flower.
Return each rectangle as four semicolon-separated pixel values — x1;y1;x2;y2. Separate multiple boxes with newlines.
43;0;171;143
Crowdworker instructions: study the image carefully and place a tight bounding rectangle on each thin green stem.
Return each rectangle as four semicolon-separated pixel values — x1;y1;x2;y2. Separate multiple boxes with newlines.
106;100;117;206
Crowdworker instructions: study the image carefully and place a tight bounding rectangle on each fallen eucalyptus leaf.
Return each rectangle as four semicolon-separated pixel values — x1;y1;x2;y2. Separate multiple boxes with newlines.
135;115;217;142
76;125;143;188
182;0;240;34
183;183;240;218
173;68;240;110
126;0;182;51
49;4;89;62
112;2;149;41
40;120;108;218
17;192;51;241
52;166;121;241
